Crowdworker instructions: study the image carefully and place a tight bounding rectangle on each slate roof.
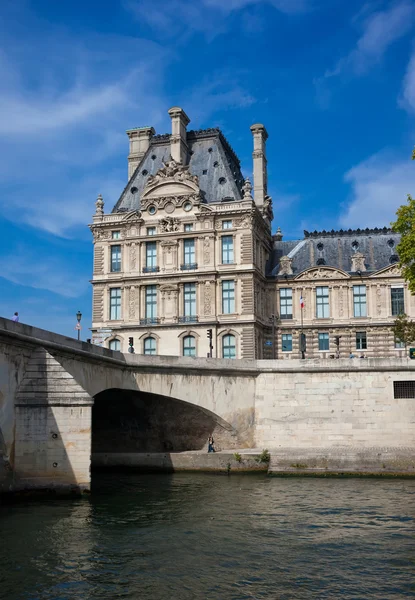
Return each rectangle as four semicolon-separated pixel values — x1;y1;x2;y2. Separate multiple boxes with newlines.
112;128;245;213
269;228;401;277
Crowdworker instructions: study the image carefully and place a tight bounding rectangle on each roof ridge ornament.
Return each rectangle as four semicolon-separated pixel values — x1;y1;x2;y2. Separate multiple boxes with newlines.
95;194;104;216
242;177;253;200
146;158;199;187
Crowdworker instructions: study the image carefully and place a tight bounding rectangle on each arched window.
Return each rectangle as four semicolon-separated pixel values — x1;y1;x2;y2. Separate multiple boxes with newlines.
183;335;196;357
222;334;236;359
144;337;156;355
109;339;121;351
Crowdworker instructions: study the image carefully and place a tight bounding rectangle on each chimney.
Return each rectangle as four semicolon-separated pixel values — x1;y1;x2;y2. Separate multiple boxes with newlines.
250;123;268;207
126;126;155;179
168;106;190;164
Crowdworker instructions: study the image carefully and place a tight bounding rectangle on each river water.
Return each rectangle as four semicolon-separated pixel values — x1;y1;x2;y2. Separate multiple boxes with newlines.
1;473;414;599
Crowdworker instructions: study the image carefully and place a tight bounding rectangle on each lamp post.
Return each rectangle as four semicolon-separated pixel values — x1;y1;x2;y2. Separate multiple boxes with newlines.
76;310;82;341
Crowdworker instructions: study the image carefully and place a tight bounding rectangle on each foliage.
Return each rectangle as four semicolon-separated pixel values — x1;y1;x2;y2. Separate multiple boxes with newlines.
391;194;415;294
258;449;270;464
392;313;415;349
233;452;242;463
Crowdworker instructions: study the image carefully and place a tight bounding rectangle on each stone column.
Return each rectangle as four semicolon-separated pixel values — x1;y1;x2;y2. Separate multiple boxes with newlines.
250;123;268;207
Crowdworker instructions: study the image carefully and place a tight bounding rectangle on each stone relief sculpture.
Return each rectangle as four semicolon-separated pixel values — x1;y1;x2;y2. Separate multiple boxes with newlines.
279;256;293;276
159;217;180;233
204;281;212;315
203;236;211;264
130;244;137;270
351;252;367;272
146;159;199;187
129;287;136;320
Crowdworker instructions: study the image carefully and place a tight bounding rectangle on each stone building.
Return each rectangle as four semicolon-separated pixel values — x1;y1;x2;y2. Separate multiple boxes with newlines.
90;106;414;359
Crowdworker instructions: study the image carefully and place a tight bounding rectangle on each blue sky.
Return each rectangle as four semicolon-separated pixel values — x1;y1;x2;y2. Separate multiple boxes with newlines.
0;0;414;337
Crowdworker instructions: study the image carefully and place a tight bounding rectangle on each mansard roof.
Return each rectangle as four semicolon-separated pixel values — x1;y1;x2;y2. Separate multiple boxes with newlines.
269;228;401;278
112;128;245;213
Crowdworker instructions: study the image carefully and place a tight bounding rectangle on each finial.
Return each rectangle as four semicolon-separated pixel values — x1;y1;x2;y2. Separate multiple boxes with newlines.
274;227;283;241
95;194;104;215
242;177;253;200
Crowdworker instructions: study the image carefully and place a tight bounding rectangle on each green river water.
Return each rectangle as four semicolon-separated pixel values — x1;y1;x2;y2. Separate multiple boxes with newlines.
0;473;414;599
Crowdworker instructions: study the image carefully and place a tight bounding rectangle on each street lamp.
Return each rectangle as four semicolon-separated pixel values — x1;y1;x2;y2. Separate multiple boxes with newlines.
76;310;82;341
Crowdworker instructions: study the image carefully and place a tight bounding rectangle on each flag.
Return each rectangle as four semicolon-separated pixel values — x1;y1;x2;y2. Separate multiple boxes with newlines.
300;294;304;309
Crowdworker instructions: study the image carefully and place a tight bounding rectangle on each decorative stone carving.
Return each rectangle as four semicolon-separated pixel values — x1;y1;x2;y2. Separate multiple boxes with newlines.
242;177;253;200
164;202;175;214
369;264;402;278
159;217;179;232
95;194;104;215
234;216;249;228
351;252;366;272
146;159;199;187
279;256;293;276
296;267;349;280
130;243;137;270
376;285;382;316
129;287;136;320
92;228;110;241
203;236;212;264
122;210;142;222
204;281;212;315
338;286;344;317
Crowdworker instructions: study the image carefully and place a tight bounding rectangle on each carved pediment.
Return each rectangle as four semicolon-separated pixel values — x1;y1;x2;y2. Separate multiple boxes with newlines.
369;264;402;278
295;267;350;280
160;283;178;293
122;210;142;222
142;159;200;200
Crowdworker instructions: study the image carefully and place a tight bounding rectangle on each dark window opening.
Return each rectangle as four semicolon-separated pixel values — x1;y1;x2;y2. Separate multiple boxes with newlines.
202;169;207;175
390;255;399;264
316;258;326;265
317;242;324;251
393;381;415;399
142;169;148;176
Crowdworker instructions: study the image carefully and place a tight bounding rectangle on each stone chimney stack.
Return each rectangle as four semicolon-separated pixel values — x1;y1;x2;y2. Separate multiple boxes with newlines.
126;126;155;179
250;123;268;207
168;106;190;164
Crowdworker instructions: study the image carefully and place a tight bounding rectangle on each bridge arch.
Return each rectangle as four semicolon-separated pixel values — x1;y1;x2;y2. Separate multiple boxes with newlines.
91;387;239;463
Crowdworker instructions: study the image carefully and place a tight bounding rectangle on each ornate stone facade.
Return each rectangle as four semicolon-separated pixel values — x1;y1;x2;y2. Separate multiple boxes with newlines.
89;107;414;359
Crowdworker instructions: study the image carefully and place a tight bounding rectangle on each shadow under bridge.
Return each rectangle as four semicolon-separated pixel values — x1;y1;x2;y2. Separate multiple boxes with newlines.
91;388;241;467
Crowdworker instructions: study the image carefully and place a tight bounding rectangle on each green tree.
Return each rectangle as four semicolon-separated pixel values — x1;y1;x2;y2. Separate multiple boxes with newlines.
391;193;415;294
392;313;415;350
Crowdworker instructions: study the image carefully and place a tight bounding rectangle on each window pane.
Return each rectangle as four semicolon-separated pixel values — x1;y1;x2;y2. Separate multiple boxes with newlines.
183;335;196;357
395;338;405;349
318;332;329;351
110;245;121;272
184;224;193;232
222;280;235;314
316;287;329;318
222;221;232;229
280;288;292;319
353;285;367;317
391;288;404;316
112;231;120;240
184;239;195;265
146;242;157;268
221;236;234;264
147;227;156;236
222;334;236;359
109;288;121;320
282;334;292;352
109;339;121;351
184;283;196;316
145;285;157;319
144;337;156;355
356;331;367;350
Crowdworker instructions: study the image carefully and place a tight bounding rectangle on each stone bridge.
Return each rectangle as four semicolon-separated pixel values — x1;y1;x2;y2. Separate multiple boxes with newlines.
1;317;415;495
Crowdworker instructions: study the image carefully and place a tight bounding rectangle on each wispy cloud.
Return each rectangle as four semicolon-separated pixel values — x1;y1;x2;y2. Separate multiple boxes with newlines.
125;0;311;39
399;47;415;112
315;1;415;107
340;151;415;229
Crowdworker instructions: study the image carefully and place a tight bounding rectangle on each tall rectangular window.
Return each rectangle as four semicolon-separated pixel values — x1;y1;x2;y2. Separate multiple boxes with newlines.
184;283;196;317
318;332;329;351
221;235;234;264
391;287;405;316
145;285;157;319
109;288;121;320
112;231;120;240
147;227;156;236
356;331;367;350
222;280;235;314
353;285;367;317
222;220;232;229
146;242;157;269
110;245;121;272
184;239;195;265
280;288;292;320
316;287;329;318
282;334;292;352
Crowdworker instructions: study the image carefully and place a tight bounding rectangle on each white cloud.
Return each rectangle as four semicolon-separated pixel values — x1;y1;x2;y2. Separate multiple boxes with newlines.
315;1;415;106
400;48;415;112
125;0;311;39
340;152;415;229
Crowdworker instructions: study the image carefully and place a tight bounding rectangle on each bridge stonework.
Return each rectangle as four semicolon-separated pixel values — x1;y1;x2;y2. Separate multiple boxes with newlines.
0;317;414;495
